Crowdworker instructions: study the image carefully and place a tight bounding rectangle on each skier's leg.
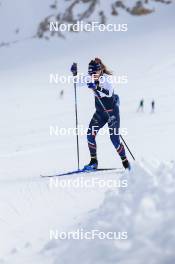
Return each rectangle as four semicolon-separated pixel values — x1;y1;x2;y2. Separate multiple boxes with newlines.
108;106;130;169
84;112;106;170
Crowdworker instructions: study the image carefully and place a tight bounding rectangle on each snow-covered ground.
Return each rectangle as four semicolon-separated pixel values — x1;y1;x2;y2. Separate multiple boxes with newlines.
0;1;175;263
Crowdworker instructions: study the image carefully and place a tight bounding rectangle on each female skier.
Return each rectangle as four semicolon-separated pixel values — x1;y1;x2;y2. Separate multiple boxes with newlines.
71;58;130;171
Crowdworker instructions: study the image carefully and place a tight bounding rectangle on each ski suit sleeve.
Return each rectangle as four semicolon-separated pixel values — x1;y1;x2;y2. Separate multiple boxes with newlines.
96;75;114;97
96;83;110;96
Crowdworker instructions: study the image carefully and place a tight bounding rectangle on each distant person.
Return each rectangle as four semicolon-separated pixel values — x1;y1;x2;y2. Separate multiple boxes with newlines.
59;90;64;99
151;100;155;113
137;99;144;112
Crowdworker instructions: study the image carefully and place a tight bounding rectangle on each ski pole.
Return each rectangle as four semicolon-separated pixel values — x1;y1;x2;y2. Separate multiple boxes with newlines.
74;82;80;170
93;89;135;161
119;134;135;161
72;63;80;170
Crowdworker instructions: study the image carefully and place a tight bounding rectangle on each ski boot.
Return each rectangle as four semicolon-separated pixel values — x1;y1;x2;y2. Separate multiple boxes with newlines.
122;158;131;171
83;158;98;171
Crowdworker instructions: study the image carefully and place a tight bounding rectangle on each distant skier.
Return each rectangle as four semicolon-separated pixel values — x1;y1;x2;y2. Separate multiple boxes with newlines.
59;89;64;99
137;99;144;112
151;100;155;113
71;58;131;170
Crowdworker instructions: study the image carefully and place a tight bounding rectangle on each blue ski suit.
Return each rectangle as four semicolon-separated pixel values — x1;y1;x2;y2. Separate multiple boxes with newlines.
87;74;126;159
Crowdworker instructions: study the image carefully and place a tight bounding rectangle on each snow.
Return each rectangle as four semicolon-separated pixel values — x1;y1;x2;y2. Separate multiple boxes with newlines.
41;162;175;264
0;1;175;263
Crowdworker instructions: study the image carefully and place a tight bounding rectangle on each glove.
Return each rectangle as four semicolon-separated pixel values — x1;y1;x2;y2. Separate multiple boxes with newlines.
87;82;97;90
71;63;77;76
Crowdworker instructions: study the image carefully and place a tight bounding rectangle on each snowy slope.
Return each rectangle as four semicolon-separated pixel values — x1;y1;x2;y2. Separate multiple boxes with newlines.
0;1;175;263
42;162;175;264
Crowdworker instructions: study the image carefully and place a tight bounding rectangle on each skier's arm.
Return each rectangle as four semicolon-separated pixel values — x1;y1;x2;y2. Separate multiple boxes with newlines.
95;82;110;96
87;80;113;97
95;78;114;97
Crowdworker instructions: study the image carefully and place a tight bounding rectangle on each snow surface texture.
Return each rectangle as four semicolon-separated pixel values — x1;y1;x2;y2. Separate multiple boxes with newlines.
42;162;175;264
0;0;175;263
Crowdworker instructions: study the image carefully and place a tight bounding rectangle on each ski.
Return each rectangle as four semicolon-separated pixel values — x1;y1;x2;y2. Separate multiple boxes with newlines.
41;168;123;178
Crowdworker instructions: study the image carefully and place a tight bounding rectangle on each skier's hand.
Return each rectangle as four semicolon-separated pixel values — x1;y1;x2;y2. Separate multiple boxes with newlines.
87;82;96;90
92;73;100;81
70;63;77;76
